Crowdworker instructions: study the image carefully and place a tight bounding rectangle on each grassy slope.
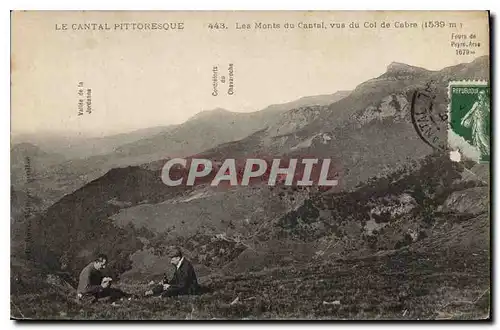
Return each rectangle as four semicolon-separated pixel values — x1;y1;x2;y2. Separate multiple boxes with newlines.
11;237;489;320
11;57;490;320
11;157;490;320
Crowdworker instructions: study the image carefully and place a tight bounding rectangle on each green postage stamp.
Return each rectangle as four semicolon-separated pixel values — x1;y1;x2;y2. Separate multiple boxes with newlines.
448;81;490;163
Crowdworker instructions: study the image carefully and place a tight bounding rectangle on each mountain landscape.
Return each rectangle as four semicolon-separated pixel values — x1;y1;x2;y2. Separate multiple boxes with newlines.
10;57;490;320
11;125;176;159
10;91;350;209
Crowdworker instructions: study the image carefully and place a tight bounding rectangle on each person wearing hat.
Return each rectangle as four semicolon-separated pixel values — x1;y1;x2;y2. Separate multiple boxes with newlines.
145;248;200;297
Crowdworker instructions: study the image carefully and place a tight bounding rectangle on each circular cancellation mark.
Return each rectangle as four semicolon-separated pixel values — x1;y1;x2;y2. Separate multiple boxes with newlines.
410;82;449;151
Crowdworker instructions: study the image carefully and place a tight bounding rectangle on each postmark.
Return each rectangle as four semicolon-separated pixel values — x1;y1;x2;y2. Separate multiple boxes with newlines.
448;81;490;163
410;81;449;151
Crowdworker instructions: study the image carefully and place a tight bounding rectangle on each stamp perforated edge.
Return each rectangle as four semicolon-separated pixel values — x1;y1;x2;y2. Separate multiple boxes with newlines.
447;80;489;163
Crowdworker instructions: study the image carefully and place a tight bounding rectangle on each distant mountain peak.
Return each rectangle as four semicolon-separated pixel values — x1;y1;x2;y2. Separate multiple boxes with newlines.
208;107;230;113
188;108;232;121
386;62;430;75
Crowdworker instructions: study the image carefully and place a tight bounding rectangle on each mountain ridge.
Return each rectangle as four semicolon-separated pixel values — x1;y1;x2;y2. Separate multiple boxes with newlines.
13;56;490;290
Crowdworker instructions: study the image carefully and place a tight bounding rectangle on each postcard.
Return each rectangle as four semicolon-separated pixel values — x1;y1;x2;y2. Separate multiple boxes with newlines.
10;11;490;320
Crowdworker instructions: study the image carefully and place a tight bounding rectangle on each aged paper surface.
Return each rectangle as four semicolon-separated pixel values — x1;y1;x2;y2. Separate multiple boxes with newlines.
11;11;490;320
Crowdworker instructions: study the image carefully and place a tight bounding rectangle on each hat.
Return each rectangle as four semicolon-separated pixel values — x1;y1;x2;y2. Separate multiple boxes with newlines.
168;248;182;258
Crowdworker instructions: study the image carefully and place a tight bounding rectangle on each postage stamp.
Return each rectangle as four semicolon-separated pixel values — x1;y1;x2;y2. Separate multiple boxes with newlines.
448;81;490;163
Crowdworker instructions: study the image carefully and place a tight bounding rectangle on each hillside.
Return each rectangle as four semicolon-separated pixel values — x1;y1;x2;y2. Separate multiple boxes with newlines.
199;56;489;189
10;92;350;208
113;90;351;162
11;143;66;184
12;154;490;320
11;57;490;319
11;126;175;160
19;57;489;273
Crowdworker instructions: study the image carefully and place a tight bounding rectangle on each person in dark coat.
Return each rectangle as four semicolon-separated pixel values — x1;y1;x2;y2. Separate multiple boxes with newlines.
145;248;200;297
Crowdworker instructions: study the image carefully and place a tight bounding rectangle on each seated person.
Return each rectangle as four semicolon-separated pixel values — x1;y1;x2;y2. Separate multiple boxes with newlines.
145;248;200;297
76;253;131;303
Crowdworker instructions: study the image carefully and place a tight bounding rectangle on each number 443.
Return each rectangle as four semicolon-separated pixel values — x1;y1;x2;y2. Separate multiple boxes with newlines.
208;23;227;29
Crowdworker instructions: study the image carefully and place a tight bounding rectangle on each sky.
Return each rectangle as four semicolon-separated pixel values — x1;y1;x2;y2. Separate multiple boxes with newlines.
11;11;489;137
